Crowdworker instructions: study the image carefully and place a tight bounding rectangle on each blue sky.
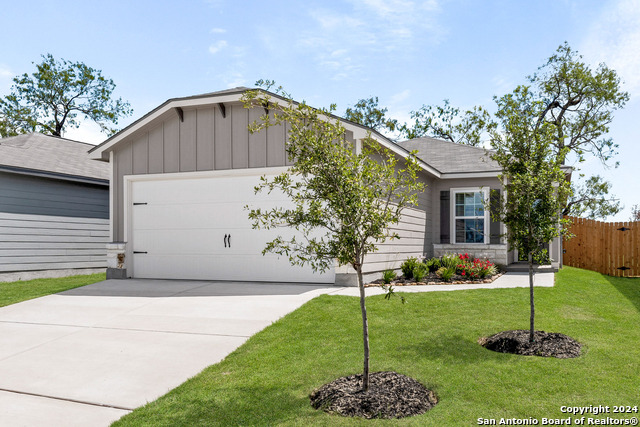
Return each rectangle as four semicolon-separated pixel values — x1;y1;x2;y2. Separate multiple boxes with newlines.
1;0;638;221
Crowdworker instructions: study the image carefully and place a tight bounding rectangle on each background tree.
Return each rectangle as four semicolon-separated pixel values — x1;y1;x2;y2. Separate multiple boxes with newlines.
630;205;640;222
490;85;572;343
529;42;629;166
563;175;620;219
398;100;496;146
344;96;398;134
0;53;132;138
243;83;425;391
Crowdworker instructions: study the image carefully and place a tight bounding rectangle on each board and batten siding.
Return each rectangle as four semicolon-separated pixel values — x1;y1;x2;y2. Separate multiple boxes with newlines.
111;103;355;241
0;212;109;272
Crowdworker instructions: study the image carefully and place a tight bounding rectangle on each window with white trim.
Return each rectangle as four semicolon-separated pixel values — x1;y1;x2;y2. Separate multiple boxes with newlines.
451;188;489;244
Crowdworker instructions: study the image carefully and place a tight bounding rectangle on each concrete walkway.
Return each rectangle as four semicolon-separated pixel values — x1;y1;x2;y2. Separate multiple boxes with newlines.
0;271;553;426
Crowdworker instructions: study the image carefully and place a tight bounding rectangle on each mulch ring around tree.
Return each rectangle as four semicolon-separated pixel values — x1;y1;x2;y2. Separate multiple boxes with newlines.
479;330;582;358
309;371;438;419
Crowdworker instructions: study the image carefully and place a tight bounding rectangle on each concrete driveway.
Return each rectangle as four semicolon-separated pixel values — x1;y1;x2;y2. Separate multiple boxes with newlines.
0;279;339;427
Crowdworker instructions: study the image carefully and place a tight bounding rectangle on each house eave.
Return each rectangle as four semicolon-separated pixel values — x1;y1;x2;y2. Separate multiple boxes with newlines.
440;170;501;179
0;165;109;186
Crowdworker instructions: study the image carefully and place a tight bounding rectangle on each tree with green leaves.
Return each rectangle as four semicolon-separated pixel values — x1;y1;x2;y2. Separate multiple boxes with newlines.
563;174;620;219
529;42;629;166
344;96;398;134
242;83;425;391
398;99;496;146
490;85;572;343
0;53;132;138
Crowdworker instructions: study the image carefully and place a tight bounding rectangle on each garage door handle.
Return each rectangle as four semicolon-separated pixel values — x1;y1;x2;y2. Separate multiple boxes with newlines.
133;251;148;254
224;234;228;247
228;234;231;248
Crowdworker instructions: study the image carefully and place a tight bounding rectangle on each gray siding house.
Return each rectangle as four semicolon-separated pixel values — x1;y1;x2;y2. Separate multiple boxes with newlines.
90;87;564;285
0;133;109;280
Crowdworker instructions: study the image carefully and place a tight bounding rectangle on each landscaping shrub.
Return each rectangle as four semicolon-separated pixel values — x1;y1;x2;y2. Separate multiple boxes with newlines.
440;253;459;270
400;257;420;279
436;266;456;282
456;255;496;279
413;264;428;282
382;269;397;284
424;258;440;272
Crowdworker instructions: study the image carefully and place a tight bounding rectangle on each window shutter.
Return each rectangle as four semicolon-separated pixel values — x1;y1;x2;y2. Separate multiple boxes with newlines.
440;190;450;244
490;189;501;244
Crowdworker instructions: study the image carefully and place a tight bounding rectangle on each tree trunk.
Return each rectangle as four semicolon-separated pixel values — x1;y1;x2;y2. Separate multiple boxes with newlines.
356;265;370;392
528;251;535;343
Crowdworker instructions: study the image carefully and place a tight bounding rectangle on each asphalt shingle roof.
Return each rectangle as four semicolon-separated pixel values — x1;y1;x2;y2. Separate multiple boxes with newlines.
0;133;108;181
396;136;500;174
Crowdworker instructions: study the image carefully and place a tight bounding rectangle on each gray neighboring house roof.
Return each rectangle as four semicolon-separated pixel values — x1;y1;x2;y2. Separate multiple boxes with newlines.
0;133;108;184
396;136;500;174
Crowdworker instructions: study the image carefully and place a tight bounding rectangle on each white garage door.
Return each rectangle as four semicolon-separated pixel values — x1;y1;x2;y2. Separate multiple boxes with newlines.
128;172;335;283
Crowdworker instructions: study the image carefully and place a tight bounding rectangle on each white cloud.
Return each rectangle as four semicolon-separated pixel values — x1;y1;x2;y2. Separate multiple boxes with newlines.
63;120;107;145
0;65;13;91
390;89;411;105
210;27;226;34
223;73;246;89
295;2;444;80
208;40;228;54
581;0;640;96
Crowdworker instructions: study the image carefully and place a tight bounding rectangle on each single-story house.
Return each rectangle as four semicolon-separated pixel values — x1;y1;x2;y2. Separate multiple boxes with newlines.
0;133;109;281
89;87;566;285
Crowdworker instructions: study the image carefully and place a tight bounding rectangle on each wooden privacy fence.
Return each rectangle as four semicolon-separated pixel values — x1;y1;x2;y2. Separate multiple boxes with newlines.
563;216;639;277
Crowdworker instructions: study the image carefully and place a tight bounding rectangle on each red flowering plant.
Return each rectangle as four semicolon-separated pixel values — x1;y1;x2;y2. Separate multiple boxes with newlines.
455;255;496;279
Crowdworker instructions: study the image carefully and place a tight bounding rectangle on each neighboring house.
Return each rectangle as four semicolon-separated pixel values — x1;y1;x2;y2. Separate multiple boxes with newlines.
0;133;109;280
89;87;567;285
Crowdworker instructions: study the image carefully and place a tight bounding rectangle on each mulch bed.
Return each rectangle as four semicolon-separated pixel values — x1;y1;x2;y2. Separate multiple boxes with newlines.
479;330;582;358
365;272;504;287
310;371;438;419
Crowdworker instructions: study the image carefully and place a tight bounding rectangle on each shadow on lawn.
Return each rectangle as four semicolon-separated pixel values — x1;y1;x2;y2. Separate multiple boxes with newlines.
398;333;506;364
603;274;640;314
125;386;309;426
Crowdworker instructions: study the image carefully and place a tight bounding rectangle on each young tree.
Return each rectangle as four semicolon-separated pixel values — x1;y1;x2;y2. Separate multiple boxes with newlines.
490;85;572;343
0;53;132;138
242;84;425;391
344;96;398;134
398;100;496;146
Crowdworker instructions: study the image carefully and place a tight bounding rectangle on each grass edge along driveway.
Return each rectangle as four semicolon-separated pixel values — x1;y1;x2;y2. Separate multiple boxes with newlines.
0;273;106;308
112;267;640;426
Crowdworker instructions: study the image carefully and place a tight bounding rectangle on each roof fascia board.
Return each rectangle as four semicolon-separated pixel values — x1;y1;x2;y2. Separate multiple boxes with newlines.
0;165;109;186
440;171;501;179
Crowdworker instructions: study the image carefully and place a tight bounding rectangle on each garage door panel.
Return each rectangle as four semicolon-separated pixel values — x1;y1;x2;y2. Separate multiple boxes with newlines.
133;253;332;283
133;201;291;231
132;176;280;205
129;173;334;283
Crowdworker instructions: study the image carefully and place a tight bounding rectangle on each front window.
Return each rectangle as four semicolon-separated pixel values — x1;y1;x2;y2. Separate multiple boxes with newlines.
453;190;487;243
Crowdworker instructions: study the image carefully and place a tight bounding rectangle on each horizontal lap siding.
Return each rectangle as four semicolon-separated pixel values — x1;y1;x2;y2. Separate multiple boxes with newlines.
113;104;289;241
0;172;108;219
0;212;109;272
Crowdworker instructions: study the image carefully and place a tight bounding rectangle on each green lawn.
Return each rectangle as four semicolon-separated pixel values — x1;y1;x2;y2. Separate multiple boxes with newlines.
0;273;106;307
113;267;640;426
